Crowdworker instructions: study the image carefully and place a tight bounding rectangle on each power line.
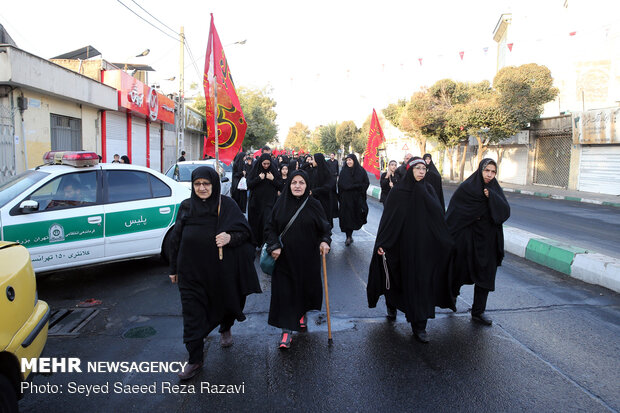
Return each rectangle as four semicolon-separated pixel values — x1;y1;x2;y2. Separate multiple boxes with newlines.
115;0;179;42
129;0;179;37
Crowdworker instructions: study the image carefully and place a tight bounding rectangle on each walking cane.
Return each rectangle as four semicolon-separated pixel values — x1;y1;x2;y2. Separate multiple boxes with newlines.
218;195;223;260
322;252;333;344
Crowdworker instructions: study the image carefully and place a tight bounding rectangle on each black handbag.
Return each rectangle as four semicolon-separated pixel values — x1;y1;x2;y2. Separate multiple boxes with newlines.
260;197;308;275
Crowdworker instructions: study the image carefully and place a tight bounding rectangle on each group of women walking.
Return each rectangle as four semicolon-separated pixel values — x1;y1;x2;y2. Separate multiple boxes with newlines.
370;157;510;343
167;150;509;380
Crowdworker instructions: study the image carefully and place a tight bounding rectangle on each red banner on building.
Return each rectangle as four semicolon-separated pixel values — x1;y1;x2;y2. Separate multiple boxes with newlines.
363;108;385;179
102;70;175;124
203;14;247;165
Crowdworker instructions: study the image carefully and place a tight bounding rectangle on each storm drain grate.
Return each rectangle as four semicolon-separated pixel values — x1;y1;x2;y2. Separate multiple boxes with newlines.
48;308;100;336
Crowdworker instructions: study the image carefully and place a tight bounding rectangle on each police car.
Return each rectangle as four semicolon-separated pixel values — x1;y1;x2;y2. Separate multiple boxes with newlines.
165;159;232;196
0;151;190;273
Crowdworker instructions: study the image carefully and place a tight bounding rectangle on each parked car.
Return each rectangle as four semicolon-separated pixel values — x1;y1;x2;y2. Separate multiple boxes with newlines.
0;151;190;273
0;241;49;412
164;159;232;196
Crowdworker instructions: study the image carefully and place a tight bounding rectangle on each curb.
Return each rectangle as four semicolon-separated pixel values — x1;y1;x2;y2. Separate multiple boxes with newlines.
442;180;620;208
366;184;620;293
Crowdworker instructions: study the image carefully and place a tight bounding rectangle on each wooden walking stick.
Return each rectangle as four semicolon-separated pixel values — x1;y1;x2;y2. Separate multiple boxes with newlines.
322;252;333;344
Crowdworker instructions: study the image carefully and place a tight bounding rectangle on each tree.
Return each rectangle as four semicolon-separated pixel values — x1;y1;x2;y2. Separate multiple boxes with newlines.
319;123;339;154
336;121;358;153
189;85;278;151
237;87;278;150
284;122;311;151
383;99;407;129
493;63;559;129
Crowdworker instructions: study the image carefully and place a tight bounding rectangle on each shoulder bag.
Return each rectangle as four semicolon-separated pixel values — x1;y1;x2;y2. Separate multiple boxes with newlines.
260;197;308;275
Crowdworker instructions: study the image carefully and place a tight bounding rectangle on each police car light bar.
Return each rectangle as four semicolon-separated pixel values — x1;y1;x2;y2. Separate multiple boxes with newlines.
42;151;99;167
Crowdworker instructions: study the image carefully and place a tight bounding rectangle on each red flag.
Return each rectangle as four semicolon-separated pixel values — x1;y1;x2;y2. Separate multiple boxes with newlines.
363;109;385;179
507;43;514;52
459;51;464;60
203;14;247;165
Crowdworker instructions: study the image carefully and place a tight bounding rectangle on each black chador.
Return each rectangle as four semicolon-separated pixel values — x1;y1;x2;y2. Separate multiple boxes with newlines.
265;170;332;332
304;153;334;227
231;151;247;212
247;153;281;246
446;158;510;325
169;167;262;366
367;159;455;341
337;154;369;245
423;153;445;212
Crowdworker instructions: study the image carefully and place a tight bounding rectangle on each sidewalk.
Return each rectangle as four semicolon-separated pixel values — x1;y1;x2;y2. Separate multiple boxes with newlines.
477;181;619;208
366;183;620;293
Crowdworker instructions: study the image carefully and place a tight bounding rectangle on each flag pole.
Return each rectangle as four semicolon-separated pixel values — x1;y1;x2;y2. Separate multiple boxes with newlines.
209;14;223;261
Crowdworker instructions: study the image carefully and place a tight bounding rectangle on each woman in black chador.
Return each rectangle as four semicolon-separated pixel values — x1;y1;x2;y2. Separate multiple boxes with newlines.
446;158;510;326
247;153;281;246
423;153;445;212
264;170;332;349
367;158;455;343
278;163;290;196
231;151;248;212
337;153;369;246
379;160;399;203
303;153;334;228
169;166;262;380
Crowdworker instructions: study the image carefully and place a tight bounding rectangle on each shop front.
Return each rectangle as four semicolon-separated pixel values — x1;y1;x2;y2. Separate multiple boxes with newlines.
101;70;174;171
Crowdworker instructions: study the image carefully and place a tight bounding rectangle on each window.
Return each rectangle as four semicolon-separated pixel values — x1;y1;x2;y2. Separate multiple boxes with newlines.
50;114;82;151
26;171;98;212
105;170;152;203
150;175;171;198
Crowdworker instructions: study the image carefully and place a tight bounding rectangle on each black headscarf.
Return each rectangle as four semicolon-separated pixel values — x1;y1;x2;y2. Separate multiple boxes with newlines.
422;153;445;211
446;158;510;234
121;155;131;164
271;169;311;228
189;166;221;217
312;153;332;187
233;151;246;173
338;153;366;190
249;153;279;180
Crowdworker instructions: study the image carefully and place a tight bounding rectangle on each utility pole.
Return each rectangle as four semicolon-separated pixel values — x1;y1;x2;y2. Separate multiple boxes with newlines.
176;26;185;161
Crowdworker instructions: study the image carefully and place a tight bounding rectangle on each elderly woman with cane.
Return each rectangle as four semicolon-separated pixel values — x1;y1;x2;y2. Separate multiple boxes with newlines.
264;170;332;349
169;166;261;380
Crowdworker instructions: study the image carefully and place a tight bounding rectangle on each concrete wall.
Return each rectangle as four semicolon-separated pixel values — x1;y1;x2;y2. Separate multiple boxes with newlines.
11;89;102;170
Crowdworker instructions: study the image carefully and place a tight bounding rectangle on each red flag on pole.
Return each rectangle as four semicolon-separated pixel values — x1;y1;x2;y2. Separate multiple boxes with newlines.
203;14;247;165
363;109;385;179
507;43;514;52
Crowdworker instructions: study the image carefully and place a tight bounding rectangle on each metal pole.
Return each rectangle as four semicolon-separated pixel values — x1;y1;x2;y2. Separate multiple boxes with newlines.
177;26;185;161
211;30;219;166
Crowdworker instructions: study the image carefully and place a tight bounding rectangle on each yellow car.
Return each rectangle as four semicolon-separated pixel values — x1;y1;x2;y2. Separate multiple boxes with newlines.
0;242;49;412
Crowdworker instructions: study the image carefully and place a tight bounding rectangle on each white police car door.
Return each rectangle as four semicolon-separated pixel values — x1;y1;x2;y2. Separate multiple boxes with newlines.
103;169;175;259
2;170;105;272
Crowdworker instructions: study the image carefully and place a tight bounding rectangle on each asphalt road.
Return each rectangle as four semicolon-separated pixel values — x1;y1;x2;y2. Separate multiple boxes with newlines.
443;184;620;259
20;197;620;413
368;172;620;258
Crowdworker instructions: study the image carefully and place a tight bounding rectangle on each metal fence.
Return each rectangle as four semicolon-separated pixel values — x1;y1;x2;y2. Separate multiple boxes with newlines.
0;103;15;184
533;134;572;188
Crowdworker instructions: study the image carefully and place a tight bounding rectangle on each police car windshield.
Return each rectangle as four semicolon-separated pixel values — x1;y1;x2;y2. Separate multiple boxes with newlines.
0;170;49;208
166;162;229;182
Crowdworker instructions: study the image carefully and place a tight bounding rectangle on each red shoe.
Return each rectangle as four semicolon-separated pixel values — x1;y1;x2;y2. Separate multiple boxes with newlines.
278;332;292;349
299;314;307;331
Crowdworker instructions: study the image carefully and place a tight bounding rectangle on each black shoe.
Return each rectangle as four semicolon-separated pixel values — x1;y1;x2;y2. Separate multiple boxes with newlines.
178;362;203;380
345;237;353;246
413;329;429;344
472;313;493;326
386;307;396;321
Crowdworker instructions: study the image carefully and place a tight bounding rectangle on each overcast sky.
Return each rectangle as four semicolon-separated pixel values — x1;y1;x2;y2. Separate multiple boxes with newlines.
1;0;618;142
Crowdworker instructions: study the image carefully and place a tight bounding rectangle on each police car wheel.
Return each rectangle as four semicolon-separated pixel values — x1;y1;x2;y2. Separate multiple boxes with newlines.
0;374;18;413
